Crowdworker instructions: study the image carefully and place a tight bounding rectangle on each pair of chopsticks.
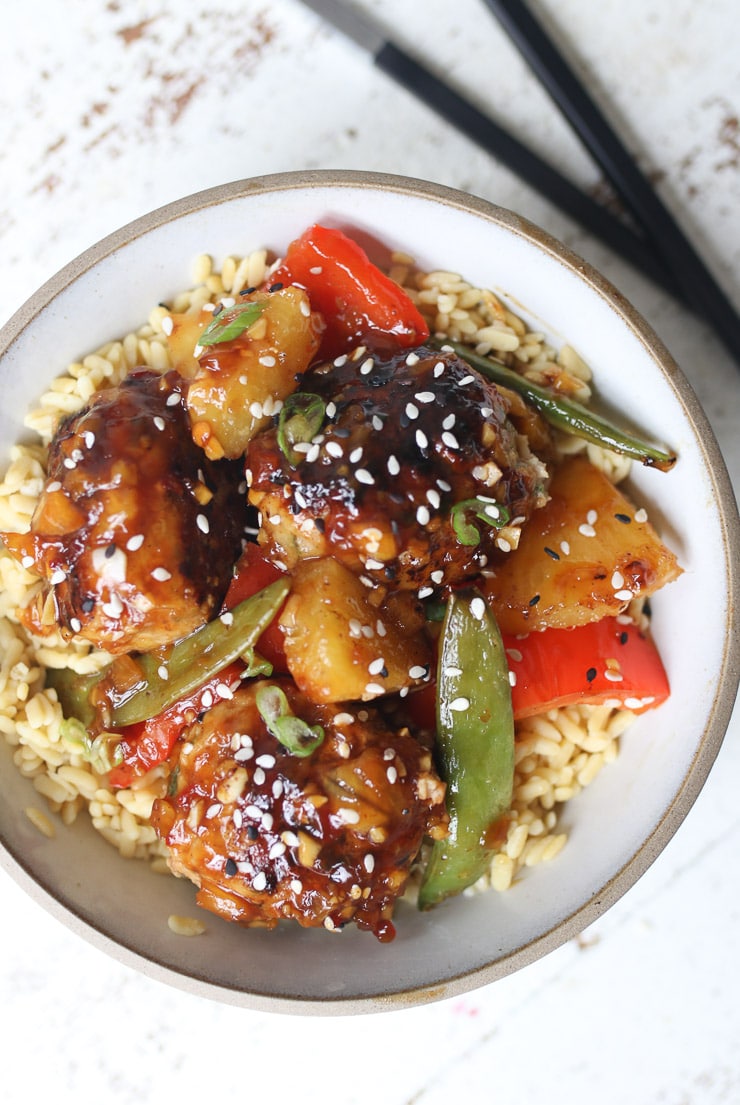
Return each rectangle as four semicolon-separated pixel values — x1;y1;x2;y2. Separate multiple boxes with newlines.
299;0;740;368
481;0;740;368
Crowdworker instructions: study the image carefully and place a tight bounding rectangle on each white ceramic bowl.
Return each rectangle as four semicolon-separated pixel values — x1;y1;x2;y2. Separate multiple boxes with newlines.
1;171;738;1013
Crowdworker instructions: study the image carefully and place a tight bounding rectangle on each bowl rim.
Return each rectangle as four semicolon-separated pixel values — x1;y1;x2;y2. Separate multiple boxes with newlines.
1;168;739;1014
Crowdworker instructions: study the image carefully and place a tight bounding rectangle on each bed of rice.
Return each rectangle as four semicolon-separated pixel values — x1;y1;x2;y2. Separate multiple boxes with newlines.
0;246;637;901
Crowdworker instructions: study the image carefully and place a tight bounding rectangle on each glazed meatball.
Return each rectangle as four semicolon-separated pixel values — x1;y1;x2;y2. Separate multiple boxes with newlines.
245;344;549;594
2;369;249;654
150;678;449;941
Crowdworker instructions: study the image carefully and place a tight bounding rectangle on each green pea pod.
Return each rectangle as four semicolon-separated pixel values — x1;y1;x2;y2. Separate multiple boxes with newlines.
432;337;676;472
418;589;514;911
47;578;290;730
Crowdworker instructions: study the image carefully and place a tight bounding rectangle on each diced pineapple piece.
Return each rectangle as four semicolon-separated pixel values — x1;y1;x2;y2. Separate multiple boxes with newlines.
168;287;322;459
483;455;682;634
278;557;431;704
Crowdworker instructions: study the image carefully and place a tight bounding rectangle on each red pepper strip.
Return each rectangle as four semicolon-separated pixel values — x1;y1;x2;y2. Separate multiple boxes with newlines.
109;546;289;788
108;662;244;789
267;224;429;361
406;617;669;729
221;544;288;671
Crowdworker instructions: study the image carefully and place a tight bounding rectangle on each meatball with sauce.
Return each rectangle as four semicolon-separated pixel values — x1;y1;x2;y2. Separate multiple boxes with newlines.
150;678;449;941
245;344;550;595
1;369;249;654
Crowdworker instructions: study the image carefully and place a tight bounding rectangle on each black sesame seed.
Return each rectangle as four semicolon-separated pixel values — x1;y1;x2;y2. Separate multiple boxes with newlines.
544;546;560;560
586;667;597;683
528;594;541;606
104;543;117;559
246;825;259;841
240;286;257;296
81;597;95;613
314;517;326;533
614;512;631;524
224;857;238;877
620;631;629;645
213;303;225;316
269;282;284;292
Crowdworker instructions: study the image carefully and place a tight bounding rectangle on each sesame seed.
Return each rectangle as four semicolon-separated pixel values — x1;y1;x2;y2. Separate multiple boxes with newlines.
433;361;445;377
560;540;571;555
269;841;287;859
349;446;363;463
215;682;234;700
360;357;375;375
418;586;434;599
578;523;596;538
355;468;374;485
611;570;625;589
196;513;209;534
406;352;420;366
252;872;268;892
338;807;360;824
290;879;303;894
430;569;444;584
333;712;355;726
161;315;174;336
333;355;347;367
416;428;429;450
299;300;311;317
426;488;441;509
458;374;475;386
364;682;386;696
387;765;398;784
309;265;323;275
126;534;145;551
259;354;276;367
614;588;634;602
441;431;459;449
470;596;486;620
416;505;431;525
442;413;456;430
151;566;172;581
349;618;363;638
220;611;234;626
634;508;648;523
376;620;387;637
604;669;624;683
234;746;254;762
364;854;375;873
368;657;386;676
272;779;284;799
508;671;517;687
387;455;400;475
405;402;419;420
450;697;470;711
157;664;169;681
249;400;264;419
587;509;598;525
256;753;276;768
153;416;166;431
415;391;436;403
437;478;452;492
306;443;320;463
409;665;428;679
50;568;66;585
233;808;243;828
69;617;82;632
372;415;383;431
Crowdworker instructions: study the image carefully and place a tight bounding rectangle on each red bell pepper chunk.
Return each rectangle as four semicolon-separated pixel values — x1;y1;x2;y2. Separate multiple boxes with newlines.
108;662;244;789
405;617;669;730
267;223;429;360
109;545;289;788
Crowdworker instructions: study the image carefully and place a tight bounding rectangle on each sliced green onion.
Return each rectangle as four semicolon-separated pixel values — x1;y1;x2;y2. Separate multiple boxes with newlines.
450;497;511;546
277;392;326;466
197;300;265;348
255;684;324;757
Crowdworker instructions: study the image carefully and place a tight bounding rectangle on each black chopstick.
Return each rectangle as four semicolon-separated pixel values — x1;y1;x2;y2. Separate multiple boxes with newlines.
481;0;740;367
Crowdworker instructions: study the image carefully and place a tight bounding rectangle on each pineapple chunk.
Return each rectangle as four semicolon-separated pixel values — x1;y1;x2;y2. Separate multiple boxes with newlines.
278;557;431;704
167;287;322;459
483;454;681;634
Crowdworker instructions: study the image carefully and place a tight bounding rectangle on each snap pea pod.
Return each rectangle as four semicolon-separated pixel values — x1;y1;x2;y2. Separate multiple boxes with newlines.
418;589;515;911
431;337;676;471
47;578;290;730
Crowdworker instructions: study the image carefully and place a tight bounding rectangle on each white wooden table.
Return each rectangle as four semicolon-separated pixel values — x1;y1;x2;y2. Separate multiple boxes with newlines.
1;2;738;1101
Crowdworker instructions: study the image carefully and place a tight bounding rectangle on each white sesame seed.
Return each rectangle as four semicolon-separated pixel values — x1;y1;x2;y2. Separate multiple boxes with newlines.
196;513;210;534
259;354;276;367
604;670;624;683
349;618;363;638
245;804;263;819
151;566;172;581
442;431;460;449
70;617;82;632
408;665;428;679
46;480;62;492
437;478;452;492
234;746;254;762
449;697;470;711
161;315;174;336
417;586;434;599
368;657;386;676
290;879;303;894
430;569;444;585
372;415;383;431
355;468;374;485
406;352;420;366
416;505;431;525
365;558;384;570
405;402;419;420
611;570;625;589
157;664;169;681
376;620;387;637
215;682;234;700
387;455;400;475
252;872;268;891
338;807;360;824
470;596;486;620
269;841;287;859
426;488;441;509
386;765;398;784
249;400;264;419
299;300;311;317
333;355;347;367
166;392;180;406
415;391;436;403
433;361;445;377
508;670;517;687
442;413;456;430
360;357;375;375
257;754;276;768
635;508;648;523
154;416;166;431
364;854;375;873
587;509;598;525
364;682;386;697
306;443;320;463
126;534;145;551
272;779;284;799
50;568;66;585
614;588;634;602
333;712;355;726
416;428;429;450
445;665;463;677
458;374;475;386
206;802;222;818
578;523;596;538
325;440;343;458
233;808;243;828
560;540;570;555
261;812;274;830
